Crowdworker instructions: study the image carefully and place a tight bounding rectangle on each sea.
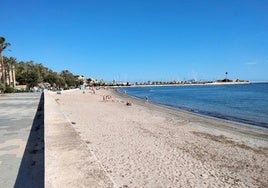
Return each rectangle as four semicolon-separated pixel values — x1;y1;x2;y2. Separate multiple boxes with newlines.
118;83;268;129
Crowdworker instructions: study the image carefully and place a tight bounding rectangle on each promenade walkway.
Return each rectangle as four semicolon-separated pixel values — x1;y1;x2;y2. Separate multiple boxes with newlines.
0;91;113;187
0;93;44;188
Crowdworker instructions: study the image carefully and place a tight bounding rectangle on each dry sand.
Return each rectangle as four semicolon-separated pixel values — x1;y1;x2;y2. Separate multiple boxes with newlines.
47;88;268;188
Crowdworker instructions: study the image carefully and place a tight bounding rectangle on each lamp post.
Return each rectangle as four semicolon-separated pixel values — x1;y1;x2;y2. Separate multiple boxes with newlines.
225;72;228;80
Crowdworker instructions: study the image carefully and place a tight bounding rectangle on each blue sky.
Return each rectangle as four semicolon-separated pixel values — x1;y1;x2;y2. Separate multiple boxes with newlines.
1;0;268;82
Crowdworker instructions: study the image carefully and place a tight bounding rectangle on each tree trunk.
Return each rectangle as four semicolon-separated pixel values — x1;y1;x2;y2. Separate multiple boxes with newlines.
1;55;6;87
7;64;11;86
0;55;2;83
11;64;16;87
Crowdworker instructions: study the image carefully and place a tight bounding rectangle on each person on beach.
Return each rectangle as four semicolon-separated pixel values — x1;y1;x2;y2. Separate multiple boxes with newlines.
103;95;107;102
145;96;149;103
91;87;95;94
103;95;113;102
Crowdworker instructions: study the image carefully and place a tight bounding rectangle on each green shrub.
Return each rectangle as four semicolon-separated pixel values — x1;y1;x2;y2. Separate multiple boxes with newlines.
4;86;16;93
0;83;5;93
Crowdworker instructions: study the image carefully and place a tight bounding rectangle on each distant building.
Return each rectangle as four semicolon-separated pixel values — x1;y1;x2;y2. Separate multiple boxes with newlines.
76;75;87;85
87;78;98;86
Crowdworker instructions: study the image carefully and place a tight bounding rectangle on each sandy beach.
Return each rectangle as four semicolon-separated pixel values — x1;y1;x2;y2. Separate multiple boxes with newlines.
46;88;268;187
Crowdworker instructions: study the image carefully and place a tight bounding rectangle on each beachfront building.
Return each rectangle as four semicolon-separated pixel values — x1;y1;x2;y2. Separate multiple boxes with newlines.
87;78;98;86
76;75;87;85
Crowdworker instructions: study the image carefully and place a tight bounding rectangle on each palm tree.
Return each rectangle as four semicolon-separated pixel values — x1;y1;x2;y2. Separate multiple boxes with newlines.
9;57;16;87
0;37;11;89
3;57;16;87
3;56;11;86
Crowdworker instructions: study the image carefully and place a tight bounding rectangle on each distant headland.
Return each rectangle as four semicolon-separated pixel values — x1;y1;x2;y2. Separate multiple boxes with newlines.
107;79;250;87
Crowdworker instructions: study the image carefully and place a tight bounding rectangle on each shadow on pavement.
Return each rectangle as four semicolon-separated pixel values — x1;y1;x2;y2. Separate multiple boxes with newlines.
14;93;44;188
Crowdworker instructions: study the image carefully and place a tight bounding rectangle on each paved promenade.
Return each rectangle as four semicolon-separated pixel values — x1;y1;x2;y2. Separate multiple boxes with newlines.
0;92;44;188
0;91;113;188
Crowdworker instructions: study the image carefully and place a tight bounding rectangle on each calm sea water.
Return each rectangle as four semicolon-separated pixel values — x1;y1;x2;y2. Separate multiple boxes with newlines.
119;83;268;129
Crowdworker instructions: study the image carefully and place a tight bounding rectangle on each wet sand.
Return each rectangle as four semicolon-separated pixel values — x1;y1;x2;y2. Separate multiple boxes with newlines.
46;88;268;187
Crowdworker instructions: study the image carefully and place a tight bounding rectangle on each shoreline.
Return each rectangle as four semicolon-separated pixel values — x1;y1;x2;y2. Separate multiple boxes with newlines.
111;88;268;142
113;87;268;131
48;88;268;187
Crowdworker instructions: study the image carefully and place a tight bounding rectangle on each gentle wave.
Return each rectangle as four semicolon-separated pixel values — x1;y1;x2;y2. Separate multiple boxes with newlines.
159;102;268;128
119;83;268;129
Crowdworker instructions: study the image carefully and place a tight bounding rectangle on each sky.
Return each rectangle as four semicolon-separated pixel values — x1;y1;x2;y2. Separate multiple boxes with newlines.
1;0;268;82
